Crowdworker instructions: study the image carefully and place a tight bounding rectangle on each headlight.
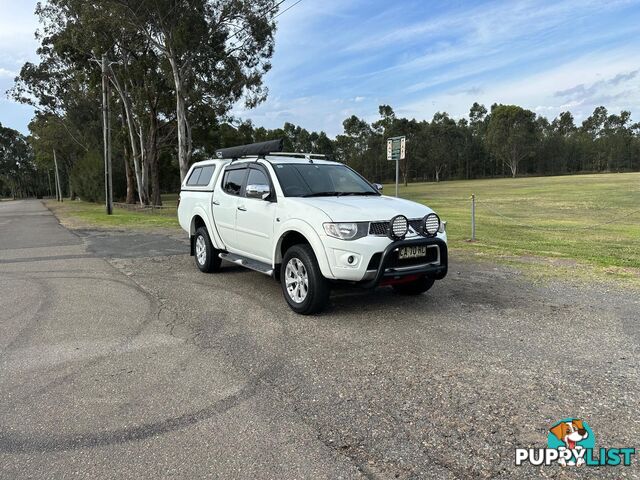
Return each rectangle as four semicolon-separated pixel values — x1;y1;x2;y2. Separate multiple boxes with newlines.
323;222;368;240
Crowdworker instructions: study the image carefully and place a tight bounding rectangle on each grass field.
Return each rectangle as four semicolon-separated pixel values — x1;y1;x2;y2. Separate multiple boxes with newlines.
45;172;640;281
45;198;179;230
388;172;640;279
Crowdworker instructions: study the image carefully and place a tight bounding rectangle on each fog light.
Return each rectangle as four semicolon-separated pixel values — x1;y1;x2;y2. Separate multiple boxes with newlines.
347;255;355;264
423;213;440;237
389;215;409;240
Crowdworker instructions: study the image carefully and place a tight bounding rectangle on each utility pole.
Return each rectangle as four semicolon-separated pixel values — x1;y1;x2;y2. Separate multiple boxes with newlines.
102;53;113;215
53;149;62;202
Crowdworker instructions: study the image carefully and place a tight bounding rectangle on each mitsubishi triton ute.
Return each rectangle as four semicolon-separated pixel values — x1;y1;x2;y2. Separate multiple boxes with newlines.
177;139;448;314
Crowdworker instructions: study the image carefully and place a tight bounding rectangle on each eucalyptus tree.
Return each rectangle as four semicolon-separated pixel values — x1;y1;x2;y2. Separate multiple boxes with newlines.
12;0;183;205
114;0;279;180
0;123;39;198
486;104;538;178
11;54;100;200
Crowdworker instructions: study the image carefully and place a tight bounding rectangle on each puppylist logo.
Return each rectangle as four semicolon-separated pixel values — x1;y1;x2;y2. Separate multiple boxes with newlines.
515;418;636;467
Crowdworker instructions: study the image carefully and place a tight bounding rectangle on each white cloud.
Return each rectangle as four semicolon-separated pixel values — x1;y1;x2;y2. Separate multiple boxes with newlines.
399;48;640;123
345;0;633;53
0;67;16;78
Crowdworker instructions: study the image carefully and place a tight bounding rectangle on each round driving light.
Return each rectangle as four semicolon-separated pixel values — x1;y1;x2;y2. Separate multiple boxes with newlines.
423;213;440;237
389;215;409;240
347;255;355;264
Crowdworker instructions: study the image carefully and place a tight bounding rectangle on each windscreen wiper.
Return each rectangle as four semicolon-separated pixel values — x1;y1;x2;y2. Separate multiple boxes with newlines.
302;191;345;197
302;191;379;197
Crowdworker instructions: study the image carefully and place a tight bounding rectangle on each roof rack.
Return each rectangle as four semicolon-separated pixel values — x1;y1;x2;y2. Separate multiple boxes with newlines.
269;152;328;160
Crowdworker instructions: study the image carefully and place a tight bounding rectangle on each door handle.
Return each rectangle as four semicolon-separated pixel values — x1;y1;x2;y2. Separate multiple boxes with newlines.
237;205;247;211
212;199;220;205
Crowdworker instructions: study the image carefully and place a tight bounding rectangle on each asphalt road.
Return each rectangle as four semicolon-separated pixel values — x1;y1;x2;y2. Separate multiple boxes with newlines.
0;200;638;479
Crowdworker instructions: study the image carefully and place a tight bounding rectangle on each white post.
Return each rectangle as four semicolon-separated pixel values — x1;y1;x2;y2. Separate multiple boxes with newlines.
471;194;476;241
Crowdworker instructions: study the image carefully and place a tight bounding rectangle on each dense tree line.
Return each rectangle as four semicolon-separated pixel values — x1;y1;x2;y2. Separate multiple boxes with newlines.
0;123;46;198
2;2;639;201
197;103;640;186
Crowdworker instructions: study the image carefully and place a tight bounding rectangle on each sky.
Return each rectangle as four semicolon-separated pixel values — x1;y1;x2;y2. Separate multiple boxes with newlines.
1;0;640;136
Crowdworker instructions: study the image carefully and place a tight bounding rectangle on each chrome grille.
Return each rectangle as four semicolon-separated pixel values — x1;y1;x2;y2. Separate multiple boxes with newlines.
369;219;423;236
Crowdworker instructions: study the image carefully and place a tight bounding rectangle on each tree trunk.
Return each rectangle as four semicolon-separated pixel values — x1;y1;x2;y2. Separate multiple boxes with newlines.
402;158;408;186
120;107;136;204
167;54;191;181
68;176;76;201
124;145;136;204
147;111;162;206
109;70;145;205
65;154;76;200
139;124;150;205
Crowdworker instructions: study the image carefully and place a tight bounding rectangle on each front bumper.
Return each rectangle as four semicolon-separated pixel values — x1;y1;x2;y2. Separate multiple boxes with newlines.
359;237;448;288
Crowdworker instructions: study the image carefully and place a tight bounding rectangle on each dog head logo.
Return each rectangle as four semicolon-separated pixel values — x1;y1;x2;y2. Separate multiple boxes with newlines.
550;419;589;449
548;418;595;466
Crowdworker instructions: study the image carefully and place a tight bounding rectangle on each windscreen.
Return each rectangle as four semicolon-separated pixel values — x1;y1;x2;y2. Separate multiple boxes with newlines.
273;163;378;197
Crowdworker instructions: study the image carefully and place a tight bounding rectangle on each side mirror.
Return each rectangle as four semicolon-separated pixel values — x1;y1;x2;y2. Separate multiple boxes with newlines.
246;184;271;200
373;183;383;192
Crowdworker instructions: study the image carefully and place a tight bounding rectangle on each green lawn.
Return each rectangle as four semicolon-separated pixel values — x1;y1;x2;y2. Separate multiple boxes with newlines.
388;172;640;274
46;198;179;230
46;172;640;281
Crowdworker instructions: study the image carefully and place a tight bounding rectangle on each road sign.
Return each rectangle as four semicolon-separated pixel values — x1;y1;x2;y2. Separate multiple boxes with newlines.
387;136;406;197
386;136;405;161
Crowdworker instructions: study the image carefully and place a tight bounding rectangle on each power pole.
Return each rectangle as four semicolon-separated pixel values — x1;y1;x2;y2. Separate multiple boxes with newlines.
102;53;113;215
53;149;63;202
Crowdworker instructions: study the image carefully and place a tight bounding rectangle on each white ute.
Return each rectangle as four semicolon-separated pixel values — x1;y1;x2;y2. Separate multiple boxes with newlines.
177;140;448;314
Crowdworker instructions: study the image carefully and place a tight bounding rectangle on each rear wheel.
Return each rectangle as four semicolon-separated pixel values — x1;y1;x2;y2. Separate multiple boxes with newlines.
391;276;435;295
281;244;330;314
194;226;222;273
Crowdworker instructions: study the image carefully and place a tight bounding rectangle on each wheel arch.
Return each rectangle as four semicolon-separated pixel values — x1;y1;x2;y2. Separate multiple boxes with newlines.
190;214;207;236
274;221;335;279
189;206;224;250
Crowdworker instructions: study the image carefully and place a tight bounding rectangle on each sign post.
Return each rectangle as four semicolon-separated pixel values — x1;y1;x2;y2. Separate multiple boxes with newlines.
386;136;406;197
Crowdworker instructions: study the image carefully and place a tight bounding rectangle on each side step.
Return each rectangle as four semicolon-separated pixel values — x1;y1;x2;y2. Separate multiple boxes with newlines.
219;252;274;276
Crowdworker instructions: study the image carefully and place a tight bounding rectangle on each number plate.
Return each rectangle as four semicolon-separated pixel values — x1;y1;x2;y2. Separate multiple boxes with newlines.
398;246;427;260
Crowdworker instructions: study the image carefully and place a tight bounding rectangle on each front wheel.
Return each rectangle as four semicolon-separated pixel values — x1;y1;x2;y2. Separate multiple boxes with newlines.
194;226;222;273
281;244;330;315
391;276;435;295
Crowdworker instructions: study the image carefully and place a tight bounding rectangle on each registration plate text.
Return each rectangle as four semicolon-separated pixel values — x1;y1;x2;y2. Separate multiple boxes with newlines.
398;246;427;259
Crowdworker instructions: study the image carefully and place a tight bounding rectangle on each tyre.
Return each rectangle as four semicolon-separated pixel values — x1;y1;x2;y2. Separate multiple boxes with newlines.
281;244;330;314
194;226;222;273
391;276;435;295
